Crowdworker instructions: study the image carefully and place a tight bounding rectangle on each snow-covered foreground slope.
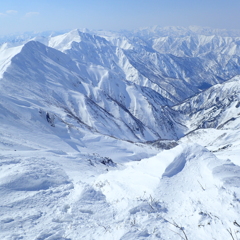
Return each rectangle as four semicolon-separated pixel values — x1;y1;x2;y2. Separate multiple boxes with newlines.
94;144;240;240
1;26;240;239
1;141;240;240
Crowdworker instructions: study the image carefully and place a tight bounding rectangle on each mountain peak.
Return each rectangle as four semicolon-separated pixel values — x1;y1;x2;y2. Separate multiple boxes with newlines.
48;29;82;51
0;43;23;78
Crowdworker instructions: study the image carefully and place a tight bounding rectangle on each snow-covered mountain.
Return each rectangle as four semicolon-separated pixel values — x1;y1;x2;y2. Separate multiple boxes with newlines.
1;26;240;240
175;75;240;130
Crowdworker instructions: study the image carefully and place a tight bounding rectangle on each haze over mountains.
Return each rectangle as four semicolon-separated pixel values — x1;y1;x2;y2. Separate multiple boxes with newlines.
1;26;240;240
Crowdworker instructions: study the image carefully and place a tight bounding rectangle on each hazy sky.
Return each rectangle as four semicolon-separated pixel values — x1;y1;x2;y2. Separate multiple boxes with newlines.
1;0;240;35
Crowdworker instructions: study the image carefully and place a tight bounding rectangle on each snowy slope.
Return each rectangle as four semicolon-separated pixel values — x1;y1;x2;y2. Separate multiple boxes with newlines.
1;141;240;239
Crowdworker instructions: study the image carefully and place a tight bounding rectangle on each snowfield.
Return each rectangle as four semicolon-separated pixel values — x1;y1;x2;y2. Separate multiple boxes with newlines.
1;26;240;239
2;141;240;240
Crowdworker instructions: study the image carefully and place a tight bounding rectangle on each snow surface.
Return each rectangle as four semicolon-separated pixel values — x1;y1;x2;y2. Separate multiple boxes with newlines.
1;27;240;239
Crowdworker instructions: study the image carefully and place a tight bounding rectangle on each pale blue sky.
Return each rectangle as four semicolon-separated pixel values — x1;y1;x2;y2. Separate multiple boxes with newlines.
1;0;240;34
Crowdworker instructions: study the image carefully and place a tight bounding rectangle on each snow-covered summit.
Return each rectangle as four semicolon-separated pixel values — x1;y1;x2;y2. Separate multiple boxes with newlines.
49;29;82;51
